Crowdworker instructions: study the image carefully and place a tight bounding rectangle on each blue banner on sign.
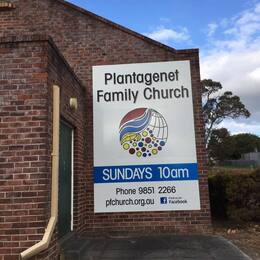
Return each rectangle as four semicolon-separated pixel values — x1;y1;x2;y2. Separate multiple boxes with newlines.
94;163;198;183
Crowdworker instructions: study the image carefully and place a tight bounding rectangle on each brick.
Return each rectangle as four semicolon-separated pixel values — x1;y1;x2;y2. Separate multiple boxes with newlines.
0;1;211;259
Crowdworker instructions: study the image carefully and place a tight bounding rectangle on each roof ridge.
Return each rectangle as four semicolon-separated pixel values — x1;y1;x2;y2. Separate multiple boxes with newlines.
55;0;177;53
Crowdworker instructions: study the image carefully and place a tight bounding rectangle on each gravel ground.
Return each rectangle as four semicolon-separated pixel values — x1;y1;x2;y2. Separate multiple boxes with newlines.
213;221;260;260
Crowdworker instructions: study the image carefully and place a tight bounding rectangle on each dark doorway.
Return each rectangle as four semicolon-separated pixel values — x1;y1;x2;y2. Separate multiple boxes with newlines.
58;120;73;238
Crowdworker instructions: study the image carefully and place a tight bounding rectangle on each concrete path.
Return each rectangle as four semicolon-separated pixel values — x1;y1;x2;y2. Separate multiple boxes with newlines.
61;235;251;260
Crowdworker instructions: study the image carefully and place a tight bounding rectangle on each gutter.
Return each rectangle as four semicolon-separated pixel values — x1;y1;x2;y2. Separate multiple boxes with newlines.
20;85;60;259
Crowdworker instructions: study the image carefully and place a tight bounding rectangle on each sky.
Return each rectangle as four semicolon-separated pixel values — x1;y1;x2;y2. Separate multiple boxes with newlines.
68;0;260;136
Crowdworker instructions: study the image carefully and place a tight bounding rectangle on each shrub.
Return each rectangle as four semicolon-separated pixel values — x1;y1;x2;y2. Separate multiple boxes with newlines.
208;169;260;222
208;173;230;219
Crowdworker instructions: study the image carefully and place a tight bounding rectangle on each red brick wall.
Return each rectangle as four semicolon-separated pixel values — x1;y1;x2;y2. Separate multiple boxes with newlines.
0;0;211;247
0;36;86;260
0;39;50;259
46;37;87;236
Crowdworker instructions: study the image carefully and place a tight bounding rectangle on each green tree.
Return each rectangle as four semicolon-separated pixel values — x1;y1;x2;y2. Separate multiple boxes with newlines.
202;79;250;143
208;128;236;162
230;133;260;159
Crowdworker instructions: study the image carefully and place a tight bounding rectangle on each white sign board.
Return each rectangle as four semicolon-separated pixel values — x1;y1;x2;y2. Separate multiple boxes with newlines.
93;61;200;213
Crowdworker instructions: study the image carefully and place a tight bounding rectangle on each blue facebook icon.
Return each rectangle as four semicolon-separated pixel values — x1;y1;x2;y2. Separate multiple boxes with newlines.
160;197;167;204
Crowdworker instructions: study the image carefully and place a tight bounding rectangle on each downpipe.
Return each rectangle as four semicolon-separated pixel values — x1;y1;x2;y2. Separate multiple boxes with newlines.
20;85;60;259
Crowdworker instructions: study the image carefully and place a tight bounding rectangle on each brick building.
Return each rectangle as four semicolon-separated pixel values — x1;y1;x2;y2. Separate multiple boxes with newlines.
0;0;211;259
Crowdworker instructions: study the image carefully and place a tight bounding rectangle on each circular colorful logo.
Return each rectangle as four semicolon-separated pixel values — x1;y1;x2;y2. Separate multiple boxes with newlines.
119;108;168;157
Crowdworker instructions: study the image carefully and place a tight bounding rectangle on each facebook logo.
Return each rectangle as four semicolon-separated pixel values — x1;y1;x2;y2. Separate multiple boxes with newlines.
160;197;167;204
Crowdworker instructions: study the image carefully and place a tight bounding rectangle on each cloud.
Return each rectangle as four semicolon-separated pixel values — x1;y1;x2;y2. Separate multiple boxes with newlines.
145;26;190;43
201;2;260;136
249;67;260;81
207;23;218;37
219;120;260;136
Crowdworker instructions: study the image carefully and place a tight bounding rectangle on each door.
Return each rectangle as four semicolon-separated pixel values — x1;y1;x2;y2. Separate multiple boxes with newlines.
58;121;73;238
